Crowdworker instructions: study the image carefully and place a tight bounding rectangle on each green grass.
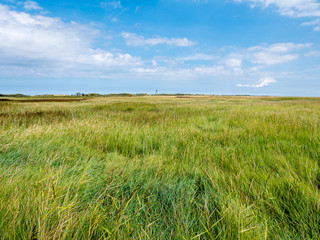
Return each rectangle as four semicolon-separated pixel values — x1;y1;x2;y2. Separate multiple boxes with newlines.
0;96;319;239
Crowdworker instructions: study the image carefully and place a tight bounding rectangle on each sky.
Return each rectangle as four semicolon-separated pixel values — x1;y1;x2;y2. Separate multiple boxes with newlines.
0;0;320;96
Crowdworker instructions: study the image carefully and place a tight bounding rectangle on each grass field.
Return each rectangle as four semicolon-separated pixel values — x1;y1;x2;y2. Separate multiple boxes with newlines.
0;95;319;239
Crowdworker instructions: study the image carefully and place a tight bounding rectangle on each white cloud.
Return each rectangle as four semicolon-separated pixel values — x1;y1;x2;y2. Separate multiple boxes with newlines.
152;60;158;66
111;17;119;22
100;1;122;9
133;68;158;73
224;57;242;71
0;4;140;78
145;42;310;82
250;52;298;65
234;0;320;17
193;65;230;75
301;18;320;31
152;54;216;66
305;50;320;56
234;0;320;32
195;43;308;71
23;1;42;10
237;77;277;88
301;19;320;26
121;32;196;47
0;2;316;88
246;43;310;65
177;54;216;61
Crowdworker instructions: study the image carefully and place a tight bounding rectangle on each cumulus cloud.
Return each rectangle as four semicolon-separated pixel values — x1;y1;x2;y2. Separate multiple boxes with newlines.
0;3;140;78
146;42;309;82
121;32;196;47
234;0;320;17
182;43;309;87
246;43;310;65
198;42;308;72
237;77;277;88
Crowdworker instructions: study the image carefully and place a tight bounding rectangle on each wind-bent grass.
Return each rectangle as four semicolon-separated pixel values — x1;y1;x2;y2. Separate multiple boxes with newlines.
0;96;319;239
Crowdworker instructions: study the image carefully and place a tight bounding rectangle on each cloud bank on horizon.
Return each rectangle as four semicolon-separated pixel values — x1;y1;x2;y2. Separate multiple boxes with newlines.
0;0;319;95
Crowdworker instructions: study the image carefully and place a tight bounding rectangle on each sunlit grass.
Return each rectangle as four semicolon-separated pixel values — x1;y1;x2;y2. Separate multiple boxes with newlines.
0;96;319;239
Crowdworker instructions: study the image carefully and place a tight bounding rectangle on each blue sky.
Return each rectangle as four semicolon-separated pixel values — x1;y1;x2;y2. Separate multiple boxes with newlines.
0;0;320;95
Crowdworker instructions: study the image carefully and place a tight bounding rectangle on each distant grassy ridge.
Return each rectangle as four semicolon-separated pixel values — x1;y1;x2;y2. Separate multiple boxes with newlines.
0;96;319;239
0;98;86;102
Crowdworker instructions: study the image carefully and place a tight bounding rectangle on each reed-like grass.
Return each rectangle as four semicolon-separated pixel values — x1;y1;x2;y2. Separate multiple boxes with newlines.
0;96;319;239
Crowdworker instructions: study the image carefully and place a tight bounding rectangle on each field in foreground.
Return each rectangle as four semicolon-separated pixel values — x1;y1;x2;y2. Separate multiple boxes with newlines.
0;95;319;239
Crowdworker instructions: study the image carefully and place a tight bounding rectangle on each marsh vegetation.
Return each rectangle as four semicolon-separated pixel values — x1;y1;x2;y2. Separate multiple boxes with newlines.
0;95;319;239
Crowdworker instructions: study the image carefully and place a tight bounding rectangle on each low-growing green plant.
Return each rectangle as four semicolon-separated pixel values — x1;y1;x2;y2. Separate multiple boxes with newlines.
0;96;319;239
